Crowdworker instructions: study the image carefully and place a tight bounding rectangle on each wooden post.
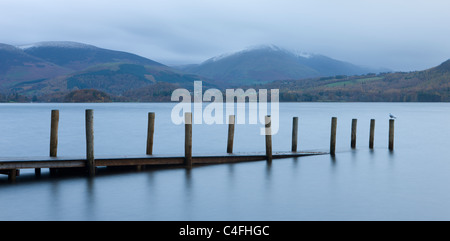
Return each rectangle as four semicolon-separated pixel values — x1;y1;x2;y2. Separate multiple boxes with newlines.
389;119;394;151
140;112;156;171
265;115;272;161
292;117;298;152
351;118;357;148
369;119;375;149
227;115;235;154
185;112;192;168
50;110;59;157
8;169;18;182
330;117;337;155
48;109;59;176
85;109;95;176
146;112;155;155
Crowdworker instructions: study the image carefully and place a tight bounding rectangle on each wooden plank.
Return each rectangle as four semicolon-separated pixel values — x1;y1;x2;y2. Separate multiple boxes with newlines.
194;155;266;164
193;152;321;165
0;160;86;170
0;152;327;170
96;157;185;167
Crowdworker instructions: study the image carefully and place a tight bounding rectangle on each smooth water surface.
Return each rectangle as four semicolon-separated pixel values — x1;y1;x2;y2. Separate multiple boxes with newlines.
0;102;449;220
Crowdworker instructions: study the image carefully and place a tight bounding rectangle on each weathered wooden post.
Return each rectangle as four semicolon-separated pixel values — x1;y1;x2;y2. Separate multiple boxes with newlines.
330;117;337;155
369;119;375;149
389;119;394;151
50;110;59;157
265;115;272;161
85;109;95;177
146;112;155;155
351;118;357;148
139;112;156;171
8;170;19;182
185;112;192;168
47;109;59;176
292;117;298;152
227;115;235;154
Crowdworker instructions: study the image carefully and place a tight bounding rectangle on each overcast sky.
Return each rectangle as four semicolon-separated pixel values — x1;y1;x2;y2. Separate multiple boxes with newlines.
1;0;450;71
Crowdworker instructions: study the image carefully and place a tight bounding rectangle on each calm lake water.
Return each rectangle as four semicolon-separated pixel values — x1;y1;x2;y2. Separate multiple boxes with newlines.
0;102;449;221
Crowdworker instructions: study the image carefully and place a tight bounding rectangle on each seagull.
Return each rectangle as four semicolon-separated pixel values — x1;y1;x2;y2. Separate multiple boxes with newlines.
389;113;396;119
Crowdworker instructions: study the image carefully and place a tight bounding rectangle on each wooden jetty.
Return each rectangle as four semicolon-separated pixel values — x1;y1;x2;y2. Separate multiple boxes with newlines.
0;152;322;180
0;110;395;182
0;110;327;182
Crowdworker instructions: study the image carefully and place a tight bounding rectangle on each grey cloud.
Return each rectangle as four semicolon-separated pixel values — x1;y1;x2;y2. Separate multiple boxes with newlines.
1;0;450;71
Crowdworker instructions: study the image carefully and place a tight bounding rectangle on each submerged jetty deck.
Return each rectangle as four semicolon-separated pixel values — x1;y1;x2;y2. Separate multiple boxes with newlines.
0;151;324;173
0;109;395;182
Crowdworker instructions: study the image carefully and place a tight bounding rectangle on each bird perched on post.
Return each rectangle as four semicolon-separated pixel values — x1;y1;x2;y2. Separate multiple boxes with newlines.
389;113;396;119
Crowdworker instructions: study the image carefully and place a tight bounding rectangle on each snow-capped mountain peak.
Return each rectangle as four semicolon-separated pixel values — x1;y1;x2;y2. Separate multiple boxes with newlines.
292;50;314;59
17;41;97;50
205;44;290;63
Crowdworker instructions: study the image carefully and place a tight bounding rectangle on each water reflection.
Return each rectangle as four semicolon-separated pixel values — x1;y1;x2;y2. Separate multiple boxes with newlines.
85;178;95;220
183;168;193;219
226;164;235;190
350;149;358;163
184;168;192;193
387;149;397;172
330;155;337;167
292;156;299;168
265;160;272;184
2;102;450;220
50;180;61;220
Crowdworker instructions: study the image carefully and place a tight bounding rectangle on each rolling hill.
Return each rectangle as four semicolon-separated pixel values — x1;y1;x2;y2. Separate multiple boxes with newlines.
0;41;211;98
177;45;387;86
20;41;163;71
0;43;72;90
251;59;450;102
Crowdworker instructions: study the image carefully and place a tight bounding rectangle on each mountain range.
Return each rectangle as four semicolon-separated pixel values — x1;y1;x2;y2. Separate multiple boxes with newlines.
0;41;208;99
1;41;448;102
0;42;388;99
176;45;388;86
250;59;450;102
